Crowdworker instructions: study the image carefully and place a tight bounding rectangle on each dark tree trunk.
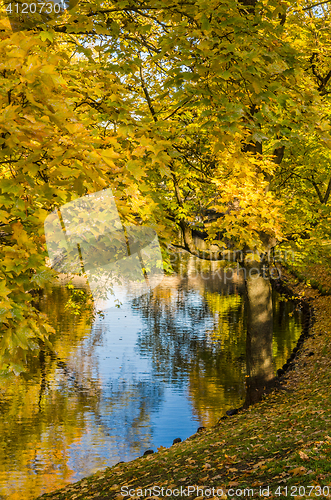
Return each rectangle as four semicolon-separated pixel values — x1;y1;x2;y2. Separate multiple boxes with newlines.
244;262;275;407
177;223;278;407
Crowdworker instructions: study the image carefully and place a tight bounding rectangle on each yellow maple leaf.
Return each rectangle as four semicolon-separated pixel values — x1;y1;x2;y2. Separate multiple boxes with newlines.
289;466;306;476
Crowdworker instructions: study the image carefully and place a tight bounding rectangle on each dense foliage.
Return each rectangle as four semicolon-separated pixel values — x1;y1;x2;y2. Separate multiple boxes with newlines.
1;0;331;373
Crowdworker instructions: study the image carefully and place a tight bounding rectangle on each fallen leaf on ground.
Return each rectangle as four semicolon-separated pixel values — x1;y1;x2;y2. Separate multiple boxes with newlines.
253;461;266;469
299;450;309;460
289;466;306;476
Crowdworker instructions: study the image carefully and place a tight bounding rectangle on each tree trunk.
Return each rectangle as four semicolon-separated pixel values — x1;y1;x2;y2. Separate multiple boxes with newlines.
176;224;278;407
244;262;275;407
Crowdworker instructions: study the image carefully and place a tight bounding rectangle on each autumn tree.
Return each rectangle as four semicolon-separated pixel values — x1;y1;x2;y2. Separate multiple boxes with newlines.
0;14;170;373
1;0;331;401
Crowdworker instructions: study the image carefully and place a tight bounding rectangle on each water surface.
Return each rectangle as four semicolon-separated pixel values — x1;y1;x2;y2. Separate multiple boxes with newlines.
0;255;302;499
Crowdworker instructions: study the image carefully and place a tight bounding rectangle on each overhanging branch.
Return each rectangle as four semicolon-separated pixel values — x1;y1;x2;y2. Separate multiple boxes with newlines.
302;0;331;10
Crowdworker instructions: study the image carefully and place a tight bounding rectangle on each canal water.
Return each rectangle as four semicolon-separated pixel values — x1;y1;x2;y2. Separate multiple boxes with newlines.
0;255;302;499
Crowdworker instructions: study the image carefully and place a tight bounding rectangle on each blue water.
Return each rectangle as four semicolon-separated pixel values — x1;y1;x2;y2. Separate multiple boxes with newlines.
0;258;302;499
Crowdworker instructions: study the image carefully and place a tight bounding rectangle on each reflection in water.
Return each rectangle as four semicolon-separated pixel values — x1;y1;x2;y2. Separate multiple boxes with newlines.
0;254;302;499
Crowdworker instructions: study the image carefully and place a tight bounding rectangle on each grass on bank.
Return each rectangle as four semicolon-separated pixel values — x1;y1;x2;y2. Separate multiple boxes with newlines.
36;267;331;500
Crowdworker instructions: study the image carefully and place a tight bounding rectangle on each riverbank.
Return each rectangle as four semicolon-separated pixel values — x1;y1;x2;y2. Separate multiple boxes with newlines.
36;267;331;500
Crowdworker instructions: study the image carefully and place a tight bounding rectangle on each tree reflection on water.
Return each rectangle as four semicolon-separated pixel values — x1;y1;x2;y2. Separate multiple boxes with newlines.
0;254;302;499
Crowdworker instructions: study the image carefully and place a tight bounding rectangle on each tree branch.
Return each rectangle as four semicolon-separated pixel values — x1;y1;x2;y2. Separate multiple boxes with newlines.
178;220;237;261
163;98;193;121
302;0;331;10
311;179;324;203
139;65;157;122
323;175;331;204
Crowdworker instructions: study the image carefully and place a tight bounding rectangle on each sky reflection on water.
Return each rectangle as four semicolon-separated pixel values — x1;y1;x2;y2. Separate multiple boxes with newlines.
0;256;302;499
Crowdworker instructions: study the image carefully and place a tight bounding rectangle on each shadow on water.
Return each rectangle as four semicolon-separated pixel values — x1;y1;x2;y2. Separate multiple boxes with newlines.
0;254;302;499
